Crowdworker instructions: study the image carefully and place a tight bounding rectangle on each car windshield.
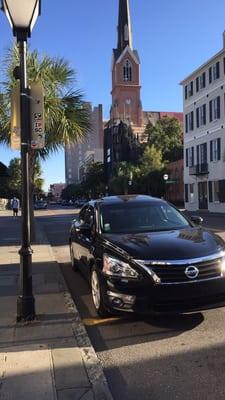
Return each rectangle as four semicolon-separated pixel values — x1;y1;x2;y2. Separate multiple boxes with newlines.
100;202;190;234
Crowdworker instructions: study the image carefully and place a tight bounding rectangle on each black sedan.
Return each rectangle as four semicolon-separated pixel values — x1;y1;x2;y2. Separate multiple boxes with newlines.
69;195;225;316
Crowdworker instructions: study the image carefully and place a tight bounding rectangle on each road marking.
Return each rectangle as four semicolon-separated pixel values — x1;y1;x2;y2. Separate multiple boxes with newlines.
82;316;123;326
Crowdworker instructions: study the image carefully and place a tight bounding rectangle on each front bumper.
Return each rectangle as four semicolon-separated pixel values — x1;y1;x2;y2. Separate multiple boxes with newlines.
102;275;225;313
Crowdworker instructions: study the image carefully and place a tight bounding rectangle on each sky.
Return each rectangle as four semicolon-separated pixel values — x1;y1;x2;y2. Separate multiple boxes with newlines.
1;0;225;191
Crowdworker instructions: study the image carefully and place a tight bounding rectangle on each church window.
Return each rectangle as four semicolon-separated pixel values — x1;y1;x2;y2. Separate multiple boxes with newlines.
123;60;132;81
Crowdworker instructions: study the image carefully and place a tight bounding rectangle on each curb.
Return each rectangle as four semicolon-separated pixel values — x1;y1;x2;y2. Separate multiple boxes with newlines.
35;220;114;400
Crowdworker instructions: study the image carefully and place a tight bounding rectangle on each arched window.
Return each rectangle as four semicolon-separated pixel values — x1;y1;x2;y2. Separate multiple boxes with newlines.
123;60;132;82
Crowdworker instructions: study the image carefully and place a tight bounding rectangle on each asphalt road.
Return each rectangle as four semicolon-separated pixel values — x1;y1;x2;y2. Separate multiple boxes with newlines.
37;207;225;400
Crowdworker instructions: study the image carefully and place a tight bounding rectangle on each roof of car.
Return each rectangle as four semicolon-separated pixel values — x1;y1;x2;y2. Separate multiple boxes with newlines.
89;195;166;207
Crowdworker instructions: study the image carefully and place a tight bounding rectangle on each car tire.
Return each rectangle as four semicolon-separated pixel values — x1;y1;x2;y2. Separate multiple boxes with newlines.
70;242;78;271
91;267;110;317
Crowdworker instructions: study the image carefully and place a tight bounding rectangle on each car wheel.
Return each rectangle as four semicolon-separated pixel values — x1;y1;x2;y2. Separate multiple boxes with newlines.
91;267;109;317
70;242;78;271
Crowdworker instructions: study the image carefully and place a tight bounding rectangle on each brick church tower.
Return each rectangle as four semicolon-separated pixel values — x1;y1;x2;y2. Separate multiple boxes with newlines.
111;0;143;128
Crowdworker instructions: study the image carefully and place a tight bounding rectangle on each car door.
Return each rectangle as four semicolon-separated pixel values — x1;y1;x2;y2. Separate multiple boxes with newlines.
73;205;95;278
71;206;88;268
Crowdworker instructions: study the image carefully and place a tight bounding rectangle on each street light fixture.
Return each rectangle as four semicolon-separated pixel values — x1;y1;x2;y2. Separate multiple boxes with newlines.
1;0;41;321
2;0;40;38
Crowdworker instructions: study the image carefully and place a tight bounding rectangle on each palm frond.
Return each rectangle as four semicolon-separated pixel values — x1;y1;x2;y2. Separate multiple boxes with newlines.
0;45;91;158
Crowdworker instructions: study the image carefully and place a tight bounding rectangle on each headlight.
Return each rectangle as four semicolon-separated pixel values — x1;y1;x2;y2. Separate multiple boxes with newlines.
103;254;139;279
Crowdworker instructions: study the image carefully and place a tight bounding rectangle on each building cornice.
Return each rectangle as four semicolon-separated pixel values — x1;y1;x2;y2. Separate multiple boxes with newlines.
180;47;225;85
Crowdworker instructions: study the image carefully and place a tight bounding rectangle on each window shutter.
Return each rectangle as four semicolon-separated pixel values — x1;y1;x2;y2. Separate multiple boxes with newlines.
190;81;193;96
210;140;213;161
209;67;212;83
197;145;200;164
216;61;220;79
203;143;207;163
203;72;206;87
219;180;225;202
208;181;213;202
186;148;188;167
217;138;221;160
209;100;213;122
191;111;194;130
185;114;188;133
185;184;188;203
203;104;206;124
196;77;199;92
196;108;199;128
185;85;187;99
217;96;220;118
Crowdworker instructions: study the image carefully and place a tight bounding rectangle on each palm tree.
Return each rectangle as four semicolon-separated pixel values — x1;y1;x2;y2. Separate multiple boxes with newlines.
0;45;91;238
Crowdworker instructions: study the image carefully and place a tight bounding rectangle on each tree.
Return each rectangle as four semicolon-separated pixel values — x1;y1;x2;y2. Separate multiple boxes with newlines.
7;157;21;195
83;162;105;198
0;46;90;239
145;116;183;162
4;157;44;199
109;161;139;195
61;184;84;200
135;145;165;196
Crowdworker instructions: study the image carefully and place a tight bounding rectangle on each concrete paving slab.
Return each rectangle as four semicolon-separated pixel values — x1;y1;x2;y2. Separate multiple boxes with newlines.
35;293;71;314
57;388;89;400
14;322;74;346
52;347;90;390
0;344;56;400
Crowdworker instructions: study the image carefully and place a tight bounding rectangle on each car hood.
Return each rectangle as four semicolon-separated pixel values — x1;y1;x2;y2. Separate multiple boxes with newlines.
102;227;225;260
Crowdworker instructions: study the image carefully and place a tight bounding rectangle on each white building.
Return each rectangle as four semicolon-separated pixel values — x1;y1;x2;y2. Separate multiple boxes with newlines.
65;103;103;184
181;33;225;212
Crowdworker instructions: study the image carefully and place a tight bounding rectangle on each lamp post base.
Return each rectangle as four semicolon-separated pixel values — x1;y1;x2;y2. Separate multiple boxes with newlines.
17;295;35;322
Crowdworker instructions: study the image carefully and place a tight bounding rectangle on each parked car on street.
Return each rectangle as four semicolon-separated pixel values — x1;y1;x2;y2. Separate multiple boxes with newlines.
34;201;47;210
69;195;225;316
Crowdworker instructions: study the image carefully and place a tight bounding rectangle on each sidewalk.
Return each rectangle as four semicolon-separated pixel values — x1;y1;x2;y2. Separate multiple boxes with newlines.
0;212;113;400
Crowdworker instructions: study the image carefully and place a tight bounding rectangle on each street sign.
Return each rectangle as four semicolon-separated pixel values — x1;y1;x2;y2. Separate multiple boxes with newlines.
165;180;177;184
10;83;21;150
163;174;169;181
30;81;45;149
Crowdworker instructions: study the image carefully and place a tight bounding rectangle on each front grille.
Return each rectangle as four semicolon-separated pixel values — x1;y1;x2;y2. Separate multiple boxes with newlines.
144;257;223;284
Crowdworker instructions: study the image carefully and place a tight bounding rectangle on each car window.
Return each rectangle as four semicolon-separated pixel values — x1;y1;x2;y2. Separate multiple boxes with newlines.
100;202;190;234
79;206;95;228
79;206;89;224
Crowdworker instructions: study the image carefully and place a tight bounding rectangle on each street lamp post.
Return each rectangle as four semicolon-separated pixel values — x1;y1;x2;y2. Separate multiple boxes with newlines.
1;0;41;321
163;173;169;201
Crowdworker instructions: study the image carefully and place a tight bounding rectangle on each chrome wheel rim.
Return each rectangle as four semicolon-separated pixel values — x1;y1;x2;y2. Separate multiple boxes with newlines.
91;271;101;310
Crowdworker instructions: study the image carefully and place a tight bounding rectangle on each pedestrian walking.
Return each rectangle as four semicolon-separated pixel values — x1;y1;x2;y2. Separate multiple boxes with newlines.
11;197;20;217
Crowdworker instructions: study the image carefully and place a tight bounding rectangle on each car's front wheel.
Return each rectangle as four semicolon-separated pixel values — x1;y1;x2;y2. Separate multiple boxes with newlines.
91;267;109;317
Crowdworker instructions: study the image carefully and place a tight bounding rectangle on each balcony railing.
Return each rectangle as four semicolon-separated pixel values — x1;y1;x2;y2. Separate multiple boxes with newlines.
189;163;208;175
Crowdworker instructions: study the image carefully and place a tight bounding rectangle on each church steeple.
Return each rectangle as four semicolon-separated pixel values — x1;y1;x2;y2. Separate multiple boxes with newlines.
111;0;142;127
117;0;133;53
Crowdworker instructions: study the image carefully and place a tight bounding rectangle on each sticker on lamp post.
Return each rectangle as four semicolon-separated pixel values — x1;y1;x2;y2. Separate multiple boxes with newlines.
10;83;21;150
30;82;45;149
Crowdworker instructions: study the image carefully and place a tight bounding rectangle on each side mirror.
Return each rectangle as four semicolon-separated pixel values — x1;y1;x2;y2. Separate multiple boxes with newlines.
76;223;91;235
190;216;203;226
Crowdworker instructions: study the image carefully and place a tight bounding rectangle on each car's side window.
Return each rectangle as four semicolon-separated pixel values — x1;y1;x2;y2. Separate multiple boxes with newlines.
79;206;95;230
85;206;95;233
79;206;89;224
